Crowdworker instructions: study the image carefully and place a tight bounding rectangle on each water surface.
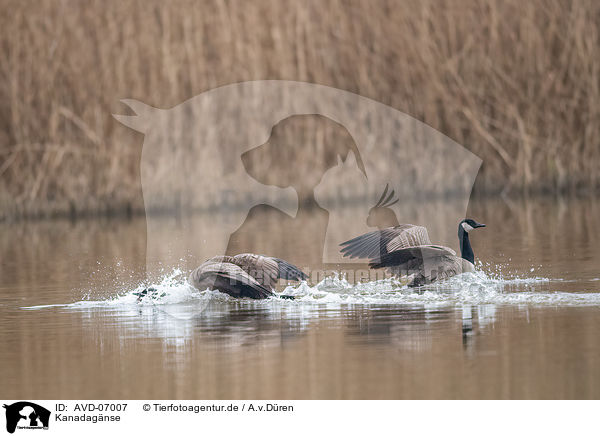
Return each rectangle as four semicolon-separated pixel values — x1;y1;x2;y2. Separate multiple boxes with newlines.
1;197;599;399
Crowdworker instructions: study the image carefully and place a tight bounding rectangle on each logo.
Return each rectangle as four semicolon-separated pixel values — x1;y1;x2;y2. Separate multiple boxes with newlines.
3;402;50;434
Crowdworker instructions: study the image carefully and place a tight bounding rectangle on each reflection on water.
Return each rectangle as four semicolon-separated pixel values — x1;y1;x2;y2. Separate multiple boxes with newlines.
1;197;600;399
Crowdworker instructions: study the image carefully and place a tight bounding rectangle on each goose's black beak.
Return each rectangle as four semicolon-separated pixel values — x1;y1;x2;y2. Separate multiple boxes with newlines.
475;222;486;228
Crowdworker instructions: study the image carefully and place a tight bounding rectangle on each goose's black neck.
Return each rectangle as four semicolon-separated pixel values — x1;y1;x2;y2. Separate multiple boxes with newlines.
458;226;474;264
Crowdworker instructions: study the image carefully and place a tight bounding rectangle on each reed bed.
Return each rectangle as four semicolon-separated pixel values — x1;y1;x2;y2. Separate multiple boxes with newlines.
1;0;599;219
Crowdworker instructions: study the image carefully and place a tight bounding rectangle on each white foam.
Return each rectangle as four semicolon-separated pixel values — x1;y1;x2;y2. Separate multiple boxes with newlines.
271;271;600;306
21;268;600;311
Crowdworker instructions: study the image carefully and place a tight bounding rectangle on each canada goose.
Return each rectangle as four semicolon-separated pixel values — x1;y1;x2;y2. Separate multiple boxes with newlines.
339;219;486;286
187;253;307;299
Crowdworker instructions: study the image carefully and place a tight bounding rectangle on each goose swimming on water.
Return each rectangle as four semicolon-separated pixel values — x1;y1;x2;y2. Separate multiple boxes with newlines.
135;254;307;301
187;253;307;299
339;219;486;287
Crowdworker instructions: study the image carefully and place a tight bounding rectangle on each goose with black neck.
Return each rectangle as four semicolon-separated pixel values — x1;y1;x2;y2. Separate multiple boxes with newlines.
340;218;486;286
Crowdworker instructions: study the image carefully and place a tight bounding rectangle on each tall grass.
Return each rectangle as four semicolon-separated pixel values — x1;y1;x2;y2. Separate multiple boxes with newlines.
1;0;599;219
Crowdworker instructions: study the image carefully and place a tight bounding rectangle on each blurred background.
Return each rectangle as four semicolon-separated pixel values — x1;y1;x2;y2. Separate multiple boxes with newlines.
1;0;599;219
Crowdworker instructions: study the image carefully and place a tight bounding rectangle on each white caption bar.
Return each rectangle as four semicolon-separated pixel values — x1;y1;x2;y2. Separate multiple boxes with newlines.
0;400;597;436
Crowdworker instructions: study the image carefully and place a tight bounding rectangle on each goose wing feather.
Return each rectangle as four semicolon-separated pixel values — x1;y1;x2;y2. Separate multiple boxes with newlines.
230;253;279;287
188;261;273;299
340;225;431;259
368;245;457;269
228;253;308;287
271;257;308;281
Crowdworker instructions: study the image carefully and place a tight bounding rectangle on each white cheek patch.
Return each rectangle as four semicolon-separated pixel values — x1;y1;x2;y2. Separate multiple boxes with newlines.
461;222;474;233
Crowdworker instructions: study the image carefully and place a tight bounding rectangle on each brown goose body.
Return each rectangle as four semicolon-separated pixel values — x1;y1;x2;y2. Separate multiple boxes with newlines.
370;244;475;287
340;220;484;287
188;253;307;299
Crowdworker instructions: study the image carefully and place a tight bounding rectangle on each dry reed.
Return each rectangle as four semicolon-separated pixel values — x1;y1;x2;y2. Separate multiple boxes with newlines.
1;0;599;219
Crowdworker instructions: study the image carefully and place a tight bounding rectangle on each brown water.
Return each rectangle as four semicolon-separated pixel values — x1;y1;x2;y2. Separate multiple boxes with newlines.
1;197;600;399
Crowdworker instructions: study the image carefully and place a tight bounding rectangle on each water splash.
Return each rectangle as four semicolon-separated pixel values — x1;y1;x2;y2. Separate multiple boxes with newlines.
23;267;600;311
275;271;599;306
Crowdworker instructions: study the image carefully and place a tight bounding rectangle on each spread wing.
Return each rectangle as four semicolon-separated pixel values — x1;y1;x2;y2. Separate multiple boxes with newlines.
368;245;457;269
339;224;431;260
